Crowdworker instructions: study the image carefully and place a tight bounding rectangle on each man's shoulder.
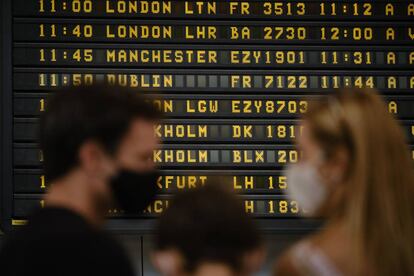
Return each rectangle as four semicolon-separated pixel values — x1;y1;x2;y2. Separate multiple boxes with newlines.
28;207;90;228
0;208;134;276
1;207;107;255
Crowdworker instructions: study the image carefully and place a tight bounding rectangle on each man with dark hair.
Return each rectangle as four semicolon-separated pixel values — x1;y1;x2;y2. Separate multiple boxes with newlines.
0;84;161;276
152;182;265;276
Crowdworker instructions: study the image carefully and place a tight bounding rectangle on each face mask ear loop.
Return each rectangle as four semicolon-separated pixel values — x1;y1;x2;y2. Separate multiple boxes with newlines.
315;147;342;188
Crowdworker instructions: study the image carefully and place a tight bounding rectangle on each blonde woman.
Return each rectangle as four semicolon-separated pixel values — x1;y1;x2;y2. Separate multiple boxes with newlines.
275;89;414;276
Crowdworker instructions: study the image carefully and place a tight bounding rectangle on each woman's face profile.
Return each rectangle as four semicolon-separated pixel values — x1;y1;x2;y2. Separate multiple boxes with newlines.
297;120;348;190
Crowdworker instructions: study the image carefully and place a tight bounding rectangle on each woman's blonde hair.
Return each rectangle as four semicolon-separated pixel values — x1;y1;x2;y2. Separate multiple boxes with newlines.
304;88;414;275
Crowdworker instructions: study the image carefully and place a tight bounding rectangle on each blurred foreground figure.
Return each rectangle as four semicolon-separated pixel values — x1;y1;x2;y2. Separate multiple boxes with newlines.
275;88;414;276
152;182;265;276
0;84;161;276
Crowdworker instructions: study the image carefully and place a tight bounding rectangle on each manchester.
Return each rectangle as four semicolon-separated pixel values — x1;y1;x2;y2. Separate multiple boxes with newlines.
106;49;218;64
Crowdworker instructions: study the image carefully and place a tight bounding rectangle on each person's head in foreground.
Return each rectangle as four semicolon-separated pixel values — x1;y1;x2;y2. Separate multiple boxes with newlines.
276;88;414;276
152;182;265;276
40;83;161;224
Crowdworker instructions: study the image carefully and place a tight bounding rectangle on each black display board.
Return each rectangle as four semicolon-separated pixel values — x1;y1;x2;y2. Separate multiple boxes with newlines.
1;0;414;233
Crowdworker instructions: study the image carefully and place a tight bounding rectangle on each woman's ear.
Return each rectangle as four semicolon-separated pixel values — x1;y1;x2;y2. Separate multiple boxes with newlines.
320;147;350;188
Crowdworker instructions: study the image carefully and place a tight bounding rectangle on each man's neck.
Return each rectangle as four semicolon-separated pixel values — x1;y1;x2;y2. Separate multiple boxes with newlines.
43;171;105;227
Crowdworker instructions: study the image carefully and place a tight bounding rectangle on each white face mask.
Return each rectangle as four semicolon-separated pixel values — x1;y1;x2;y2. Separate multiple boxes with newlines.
283;162;327;217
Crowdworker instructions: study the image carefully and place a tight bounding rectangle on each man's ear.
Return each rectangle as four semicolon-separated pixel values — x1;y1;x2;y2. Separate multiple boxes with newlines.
151;250;184;276
78;140;106;173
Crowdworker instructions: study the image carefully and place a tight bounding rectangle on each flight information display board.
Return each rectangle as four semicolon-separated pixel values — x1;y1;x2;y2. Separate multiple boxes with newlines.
1;0;414;232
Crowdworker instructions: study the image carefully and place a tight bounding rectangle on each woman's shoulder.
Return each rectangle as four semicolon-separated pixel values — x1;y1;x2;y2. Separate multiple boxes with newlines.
273;234;343;276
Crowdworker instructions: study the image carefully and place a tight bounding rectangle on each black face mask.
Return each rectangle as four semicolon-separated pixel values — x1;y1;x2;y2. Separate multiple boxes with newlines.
110;170;159;214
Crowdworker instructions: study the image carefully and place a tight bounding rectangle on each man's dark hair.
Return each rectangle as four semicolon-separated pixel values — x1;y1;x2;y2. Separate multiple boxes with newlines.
39;84;161;182
154;181;262;273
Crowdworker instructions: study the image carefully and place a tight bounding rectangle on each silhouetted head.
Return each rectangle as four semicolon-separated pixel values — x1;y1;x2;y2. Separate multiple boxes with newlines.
152;181;264;276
